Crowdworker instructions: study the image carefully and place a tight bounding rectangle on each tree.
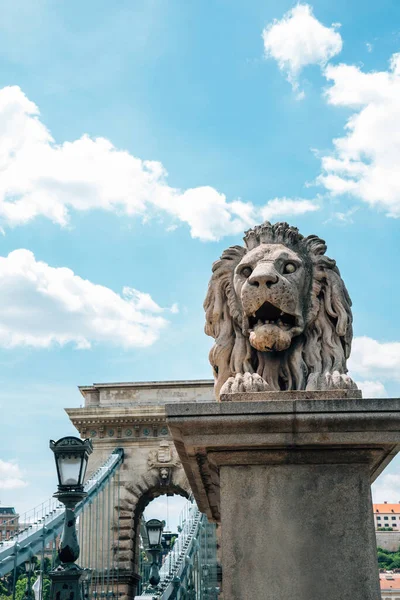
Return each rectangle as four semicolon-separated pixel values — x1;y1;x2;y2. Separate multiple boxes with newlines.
388;557;400;570
14;577;28;600
377;547;400;571
42;577;51;600
42;559;51;575
0;578;10;600
0;581;8;596
4;565;25;595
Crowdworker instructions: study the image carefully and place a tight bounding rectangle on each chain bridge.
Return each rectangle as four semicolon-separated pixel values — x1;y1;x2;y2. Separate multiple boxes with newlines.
0;380;221;600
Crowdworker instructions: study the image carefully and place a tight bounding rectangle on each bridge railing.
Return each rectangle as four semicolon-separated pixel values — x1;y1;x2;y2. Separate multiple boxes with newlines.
0;448;124;578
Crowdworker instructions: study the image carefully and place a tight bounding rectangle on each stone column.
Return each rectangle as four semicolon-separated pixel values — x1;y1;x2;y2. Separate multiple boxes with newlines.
166;393;400;600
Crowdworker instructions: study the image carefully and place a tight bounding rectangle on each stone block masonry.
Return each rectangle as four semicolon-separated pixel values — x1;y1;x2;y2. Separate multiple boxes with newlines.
167;394;400;600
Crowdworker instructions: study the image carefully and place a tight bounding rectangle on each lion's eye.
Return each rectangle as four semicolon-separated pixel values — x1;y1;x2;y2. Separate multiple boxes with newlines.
284;262;296;274
241;266;253;278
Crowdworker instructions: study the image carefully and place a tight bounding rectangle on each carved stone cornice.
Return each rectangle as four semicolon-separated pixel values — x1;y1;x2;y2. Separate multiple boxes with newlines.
66;405;166;417
67;415;167;426
66;406;170;441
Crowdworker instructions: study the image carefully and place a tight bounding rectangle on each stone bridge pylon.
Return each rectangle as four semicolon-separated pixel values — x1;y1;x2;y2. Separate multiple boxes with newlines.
66;379;215;599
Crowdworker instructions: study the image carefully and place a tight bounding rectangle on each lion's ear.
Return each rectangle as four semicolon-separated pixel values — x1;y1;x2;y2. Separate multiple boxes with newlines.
204;245;245;339
323;267;353;359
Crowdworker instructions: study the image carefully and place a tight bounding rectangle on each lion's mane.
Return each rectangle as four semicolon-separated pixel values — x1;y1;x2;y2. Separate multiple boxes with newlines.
204;221;354;396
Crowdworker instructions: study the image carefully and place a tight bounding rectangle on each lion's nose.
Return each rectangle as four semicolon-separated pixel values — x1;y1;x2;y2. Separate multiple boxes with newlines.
248;268;279;288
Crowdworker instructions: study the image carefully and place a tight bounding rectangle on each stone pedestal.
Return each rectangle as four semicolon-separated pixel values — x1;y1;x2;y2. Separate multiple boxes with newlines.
166;394;400;600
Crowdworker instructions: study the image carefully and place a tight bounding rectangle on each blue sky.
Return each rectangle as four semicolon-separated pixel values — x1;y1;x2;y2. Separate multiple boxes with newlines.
0;0;400;516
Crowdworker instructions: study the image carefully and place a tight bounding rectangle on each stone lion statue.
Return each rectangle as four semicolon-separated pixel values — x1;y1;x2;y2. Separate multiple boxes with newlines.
204;221;358;398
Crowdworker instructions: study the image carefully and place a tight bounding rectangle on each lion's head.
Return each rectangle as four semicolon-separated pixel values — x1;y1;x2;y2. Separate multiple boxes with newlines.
204;221;356;399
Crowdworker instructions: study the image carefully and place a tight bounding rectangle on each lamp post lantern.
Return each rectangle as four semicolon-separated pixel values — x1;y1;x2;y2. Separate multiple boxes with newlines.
48;436;93;600
145;519;164;588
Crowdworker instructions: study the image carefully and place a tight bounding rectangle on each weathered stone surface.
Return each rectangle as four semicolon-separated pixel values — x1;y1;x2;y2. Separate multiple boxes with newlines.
77;379;214;408
204;221;357;399
221;462;380;600
166;396;400;600
166;397;400;520
375;531;400;552
220;388;361;402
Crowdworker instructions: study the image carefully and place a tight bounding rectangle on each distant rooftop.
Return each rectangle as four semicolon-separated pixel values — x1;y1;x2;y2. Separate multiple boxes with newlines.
374;503;400;514
0;507;16;515
79;379;214;392
380;572;400;590
77;379;215;408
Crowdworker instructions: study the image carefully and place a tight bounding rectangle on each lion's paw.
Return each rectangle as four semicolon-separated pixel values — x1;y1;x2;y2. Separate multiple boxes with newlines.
220;372;271;395
306;371;358;391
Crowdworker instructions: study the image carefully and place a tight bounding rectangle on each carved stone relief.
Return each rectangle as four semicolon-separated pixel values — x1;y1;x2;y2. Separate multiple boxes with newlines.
147;441;181;486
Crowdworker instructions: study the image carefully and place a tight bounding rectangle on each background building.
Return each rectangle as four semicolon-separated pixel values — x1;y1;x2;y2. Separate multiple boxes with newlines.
0;507;19;541
374;503;400;531
380;572;400;599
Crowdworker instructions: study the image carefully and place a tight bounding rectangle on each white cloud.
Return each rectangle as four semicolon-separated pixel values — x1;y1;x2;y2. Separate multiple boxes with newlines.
260;197;319;221
0;86;319;242
356;380;388;398
0;249;169;349
349;336;400;381
0;459;27;490
162;187;257;242
262;10;400;220
373;473;400;504
318;53;400;216
262;4;342;96
326;206;358;224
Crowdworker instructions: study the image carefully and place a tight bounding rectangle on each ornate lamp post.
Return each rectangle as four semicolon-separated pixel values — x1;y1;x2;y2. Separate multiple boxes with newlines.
48;436;93;600
24;558;35;600
145;519;164;588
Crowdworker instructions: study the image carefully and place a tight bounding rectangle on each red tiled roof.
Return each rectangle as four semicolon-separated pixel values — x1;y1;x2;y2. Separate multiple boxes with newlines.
380;573;400;590
374;503;400;514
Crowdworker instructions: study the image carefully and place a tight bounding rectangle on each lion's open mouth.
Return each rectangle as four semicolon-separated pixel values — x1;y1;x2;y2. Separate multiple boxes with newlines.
248;301;296;330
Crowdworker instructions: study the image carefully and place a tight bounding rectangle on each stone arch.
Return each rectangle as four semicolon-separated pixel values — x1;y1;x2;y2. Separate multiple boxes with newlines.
114;461;191;576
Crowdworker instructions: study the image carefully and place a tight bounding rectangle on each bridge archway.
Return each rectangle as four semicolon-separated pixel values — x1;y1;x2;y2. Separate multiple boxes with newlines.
66;380;214;599
118;462;191;578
